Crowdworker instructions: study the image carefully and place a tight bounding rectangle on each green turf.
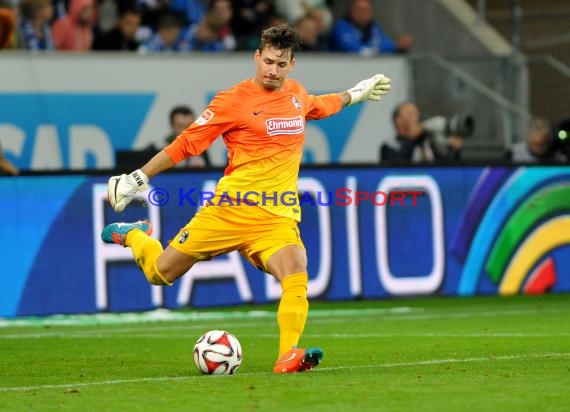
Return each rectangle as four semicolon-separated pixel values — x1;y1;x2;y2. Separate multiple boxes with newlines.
1;295;570;411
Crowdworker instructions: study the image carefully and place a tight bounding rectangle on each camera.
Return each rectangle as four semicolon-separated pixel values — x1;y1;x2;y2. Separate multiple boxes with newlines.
550;118;570;158
554;118;570;144
422;115;475;138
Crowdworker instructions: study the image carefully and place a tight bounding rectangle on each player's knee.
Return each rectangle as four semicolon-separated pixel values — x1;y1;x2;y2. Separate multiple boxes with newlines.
267;246;307;279
155;265;181;285
282;261;307;279
155;250;199;284
156;257;197;284
147;261;172;286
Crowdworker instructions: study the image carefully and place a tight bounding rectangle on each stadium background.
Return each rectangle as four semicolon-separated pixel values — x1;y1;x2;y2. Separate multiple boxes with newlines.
1;0;570;318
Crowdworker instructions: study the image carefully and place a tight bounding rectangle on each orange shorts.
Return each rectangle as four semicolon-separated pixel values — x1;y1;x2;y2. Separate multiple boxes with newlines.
168;203;305;272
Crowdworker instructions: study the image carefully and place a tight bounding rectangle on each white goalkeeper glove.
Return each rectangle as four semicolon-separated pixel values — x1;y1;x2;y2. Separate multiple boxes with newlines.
347;74;392;106
107;169;149;212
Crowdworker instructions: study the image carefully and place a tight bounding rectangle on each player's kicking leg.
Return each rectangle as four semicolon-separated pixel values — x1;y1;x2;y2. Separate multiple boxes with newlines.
101;220;152;246
101;220;172;286
102;220;200;287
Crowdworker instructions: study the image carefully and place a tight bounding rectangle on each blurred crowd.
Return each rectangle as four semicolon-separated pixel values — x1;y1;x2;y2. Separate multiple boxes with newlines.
0;0;412;54
2;0;567;168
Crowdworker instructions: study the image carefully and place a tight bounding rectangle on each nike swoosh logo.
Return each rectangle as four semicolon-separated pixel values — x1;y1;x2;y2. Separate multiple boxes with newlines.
253;110;263;116
277;352;297;364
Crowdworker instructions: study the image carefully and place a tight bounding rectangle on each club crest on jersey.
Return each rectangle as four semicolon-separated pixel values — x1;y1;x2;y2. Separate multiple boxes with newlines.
196;109;214;126
265;115;304;136
179;231;189;243
292;96;301;110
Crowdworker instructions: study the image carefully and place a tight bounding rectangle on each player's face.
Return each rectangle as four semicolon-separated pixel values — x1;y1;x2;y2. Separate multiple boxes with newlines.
254;46;296;91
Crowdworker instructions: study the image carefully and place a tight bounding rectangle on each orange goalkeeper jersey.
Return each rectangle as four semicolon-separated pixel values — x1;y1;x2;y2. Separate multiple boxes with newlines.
164;78;343;221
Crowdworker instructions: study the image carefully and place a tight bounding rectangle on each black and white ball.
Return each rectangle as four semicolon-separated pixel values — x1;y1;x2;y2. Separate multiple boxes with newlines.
193;330;242;375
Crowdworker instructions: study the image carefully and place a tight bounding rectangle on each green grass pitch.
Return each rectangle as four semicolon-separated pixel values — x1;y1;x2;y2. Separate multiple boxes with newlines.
1;294;569;411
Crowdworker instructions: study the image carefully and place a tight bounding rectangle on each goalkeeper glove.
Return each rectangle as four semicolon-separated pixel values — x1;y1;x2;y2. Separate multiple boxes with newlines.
347;74;391;106
107;169;149;212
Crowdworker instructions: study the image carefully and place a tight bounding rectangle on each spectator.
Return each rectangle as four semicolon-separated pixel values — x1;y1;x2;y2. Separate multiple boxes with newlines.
274;0;333;36
96;0;118;33
231;0;275;51
381;102;462;163
0;141;19;175
51;0;95;51
183;0;235;52
136;0;171;32
505;117;568;163
263;13;288;31
0;5;17;49
92;6;141;50
295;14;327;52
138;11;189;52
329;0;412;56
165;105;211;168
53;0;69;20
169;0;206;25
18;0;55;50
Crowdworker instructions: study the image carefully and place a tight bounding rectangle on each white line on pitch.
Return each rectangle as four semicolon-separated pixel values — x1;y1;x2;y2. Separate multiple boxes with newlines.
306;332;570;338
315;352;570;372
1;352;568;393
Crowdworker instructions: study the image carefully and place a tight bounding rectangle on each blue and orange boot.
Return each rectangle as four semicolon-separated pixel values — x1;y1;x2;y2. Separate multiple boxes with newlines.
101;220;152;246
273;347;323;374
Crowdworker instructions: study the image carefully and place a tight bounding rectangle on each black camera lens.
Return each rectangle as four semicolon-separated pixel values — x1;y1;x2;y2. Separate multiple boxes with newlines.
448;115;475;138
556;119;570;142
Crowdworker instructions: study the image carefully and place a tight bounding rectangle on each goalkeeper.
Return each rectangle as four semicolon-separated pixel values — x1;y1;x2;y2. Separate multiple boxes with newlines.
102;24;391;374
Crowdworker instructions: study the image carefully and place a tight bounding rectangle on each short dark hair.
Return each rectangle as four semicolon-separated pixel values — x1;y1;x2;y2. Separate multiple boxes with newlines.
118;5;142;19
207;0;230;12
169;105;194;125
19;0;51;20
259;24;302;60
392;101;419;125
157;11;183;30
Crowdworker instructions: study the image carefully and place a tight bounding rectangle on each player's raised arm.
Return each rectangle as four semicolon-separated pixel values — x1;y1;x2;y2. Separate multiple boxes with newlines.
107;150;175;213
307;73;393;120
340;73;392;106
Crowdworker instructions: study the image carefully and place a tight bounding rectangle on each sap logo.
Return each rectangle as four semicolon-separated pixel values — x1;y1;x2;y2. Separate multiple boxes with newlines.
1;123;114;170
0;93;155;170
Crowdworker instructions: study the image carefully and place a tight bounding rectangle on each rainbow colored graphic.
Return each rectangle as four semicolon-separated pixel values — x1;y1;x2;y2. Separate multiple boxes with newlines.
453;166;570;296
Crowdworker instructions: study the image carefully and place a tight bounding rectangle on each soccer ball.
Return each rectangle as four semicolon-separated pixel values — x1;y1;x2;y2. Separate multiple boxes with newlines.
193;330;242;375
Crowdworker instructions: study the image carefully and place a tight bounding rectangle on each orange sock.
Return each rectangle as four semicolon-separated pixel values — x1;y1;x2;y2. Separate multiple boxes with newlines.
125;229;171;286
277;273;309;355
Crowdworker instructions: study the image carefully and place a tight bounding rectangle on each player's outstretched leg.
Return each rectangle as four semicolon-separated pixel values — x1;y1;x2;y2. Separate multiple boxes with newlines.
274;347;324;374
101;220;171;286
